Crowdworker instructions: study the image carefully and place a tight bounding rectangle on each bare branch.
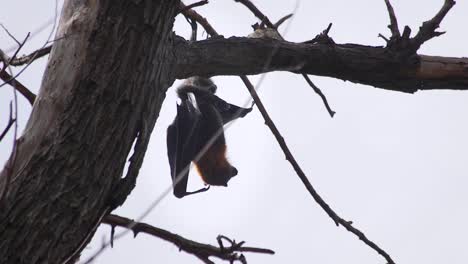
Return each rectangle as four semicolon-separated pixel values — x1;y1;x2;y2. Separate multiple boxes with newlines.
0;31;37;105
0;102;16;142
181;4;394;264
0;32;30;74
302;74;335;117
273;13;293;28
234;0;275;28
179;2;219;36
0;24;21;45
234;0;335;117
178;0;209;14
9;45;52;66
384;0;400;38
0;70;36;105
100;214;274;263
411;0;456;50
382;0;456;55
240;76;395;264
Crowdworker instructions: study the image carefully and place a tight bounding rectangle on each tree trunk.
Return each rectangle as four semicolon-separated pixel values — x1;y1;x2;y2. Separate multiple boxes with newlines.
0;0;177;263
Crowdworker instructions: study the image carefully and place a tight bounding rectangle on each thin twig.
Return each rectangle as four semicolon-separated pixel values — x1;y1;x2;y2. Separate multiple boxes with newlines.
180;2;219;36
235;0;335;117
0;66;20;204
0;0;59;89
91;214;274;264
0;24;21;45
273;13;293;28
302;74;335;117
378;33;390;43
240;75;395;264
234;0;275;28
182;1;393;263
1;32;30;74
178;0;209;14
0;102;16;142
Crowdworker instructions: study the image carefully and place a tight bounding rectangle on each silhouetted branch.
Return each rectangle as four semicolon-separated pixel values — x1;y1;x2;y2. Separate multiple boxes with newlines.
234;0;275;28
384;0;400;38
0;70;36;105
9;45;52;66
99;214;274;264
383;0;455;55
0;30;37;105
178;0;209;14
179;2;219;36
273;13;293;28
184;2;394;263
411;0;455;51
0;102;15;142
234;0;335;117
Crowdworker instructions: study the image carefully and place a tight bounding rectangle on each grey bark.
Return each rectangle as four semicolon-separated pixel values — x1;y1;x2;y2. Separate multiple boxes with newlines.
0;0;467;263
0;0;178;263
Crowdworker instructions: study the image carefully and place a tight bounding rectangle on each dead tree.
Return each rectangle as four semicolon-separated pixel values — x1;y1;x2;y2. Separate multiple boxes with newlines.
0;0;465;263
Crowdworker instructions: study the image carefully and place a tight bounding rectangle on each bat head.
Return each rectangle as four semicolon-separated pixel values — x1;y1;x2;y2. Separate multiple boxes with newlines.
184;76;217;94
194;143;238;187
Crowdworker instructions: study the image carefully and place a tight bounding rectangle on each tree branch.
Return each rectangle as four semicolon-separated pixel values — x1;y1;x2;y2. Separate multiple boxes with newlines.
179;2;219;36
383;0;456;55
384;0;400;38
181;4;394;264
174;37;468;92
0;102;15;142
9;45;52;66
178;0;209;14
411;0;456;51
101;214;274;263
0;69;36;105
234;0;275;28
234;0;335;117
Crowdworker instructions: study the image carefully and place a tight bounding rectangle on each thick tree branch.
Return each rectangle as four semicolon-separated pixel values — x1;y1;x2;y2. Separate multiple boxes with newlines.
101;214;274;263
174;37;468;92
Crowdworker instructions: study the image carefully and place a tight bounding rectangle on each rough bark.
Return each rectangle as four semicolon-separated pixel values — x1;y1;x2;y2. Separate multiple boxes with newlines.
174;37;468;93
0;0;467;263
0;0;177;263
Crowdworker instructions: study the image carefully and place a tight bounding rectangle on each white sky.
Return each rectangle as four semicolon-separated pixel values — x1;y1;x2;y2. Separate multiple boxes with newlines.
1;1;468;264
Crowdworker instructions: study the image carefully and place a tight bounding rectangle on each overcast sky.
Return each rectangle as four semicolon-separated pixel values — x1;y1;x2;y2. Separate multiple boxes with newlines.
1;1;468;264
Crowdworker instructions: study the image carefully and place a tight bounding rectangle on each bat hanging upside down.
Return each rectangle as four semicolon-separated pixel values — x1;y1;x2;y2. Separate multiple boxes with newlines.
166;77;252;198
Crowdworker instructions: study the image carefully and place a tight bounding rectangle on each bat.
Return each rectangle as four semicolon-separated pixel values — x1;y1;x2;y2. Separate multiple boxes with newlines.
167;77;252;198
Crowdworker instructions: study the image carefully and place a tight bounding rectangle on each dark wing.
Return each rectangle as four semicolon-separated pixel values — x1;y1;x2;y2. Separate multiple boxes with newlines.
211;95;253;124
167;98;202;198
